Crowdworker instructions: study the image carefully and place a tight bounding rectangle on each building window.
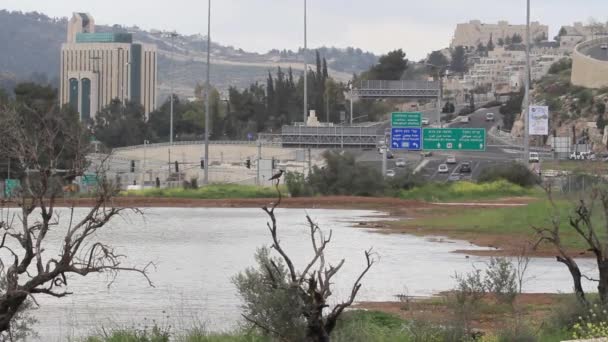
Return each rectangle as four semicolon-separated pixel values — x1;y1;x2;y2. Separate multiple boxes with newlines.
69;78;79;112
81;78;91;122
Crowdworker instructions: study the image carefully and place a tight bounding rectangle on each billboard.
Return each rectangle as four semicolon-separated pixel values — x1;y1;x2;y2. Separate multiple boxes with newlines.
529;106;549;135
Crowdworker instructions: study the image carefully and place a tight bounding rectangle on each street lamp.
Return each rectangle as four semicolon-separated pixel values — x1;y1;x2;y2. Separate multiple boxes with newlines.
303;0;308;125
425;62;448;128
204;0;211;185
162;31;179;145
523;0;531;163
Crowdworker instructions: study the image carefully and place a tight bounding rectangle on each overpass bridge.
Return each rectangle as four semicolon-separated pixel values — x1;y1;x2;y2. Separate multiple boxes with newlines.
352;80;440;99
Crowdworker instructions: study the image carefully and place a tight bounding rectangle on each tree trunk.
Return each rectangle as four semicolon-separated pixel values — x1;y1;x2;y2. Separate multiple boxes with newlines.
598;260;608;303
0;293;27;333
558;256;587;304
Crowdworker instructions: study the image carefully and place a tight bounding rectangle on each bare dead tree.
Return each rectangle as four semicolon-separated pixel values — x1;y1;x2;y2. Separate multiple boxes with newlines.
515;244;532;294
0;100;153;334
244;185;375;342
533;182;608;305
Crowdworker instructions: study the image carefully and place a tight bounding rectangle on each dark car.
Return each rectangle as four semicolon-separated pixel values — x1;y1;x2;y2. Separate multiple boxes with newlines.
459;162;472;174
386;151;394;159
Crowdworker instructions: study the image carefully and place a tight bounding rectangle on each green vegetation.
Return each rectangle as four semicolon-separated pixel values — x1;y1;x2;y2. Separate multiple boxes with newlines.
542;160;608;172
401;199;600;250
478;162;539;187
120;184;281;199
398;180;536;202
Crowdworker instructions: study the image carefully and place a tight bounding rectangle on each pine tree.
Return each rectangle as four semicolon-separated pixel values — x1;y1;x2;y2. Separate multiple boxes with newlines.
322;57;329;79
266;71;275;117
487;34;495;52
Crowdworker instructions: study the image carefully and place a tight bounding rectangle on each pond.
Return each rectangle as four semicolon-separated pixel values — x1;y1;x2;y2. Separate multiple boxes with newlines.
8;207;595;341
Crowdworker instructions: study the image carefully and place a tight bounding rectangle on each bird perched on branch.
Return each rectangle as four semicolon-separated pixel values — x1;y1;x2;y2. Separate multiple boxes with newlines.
269;169;284;183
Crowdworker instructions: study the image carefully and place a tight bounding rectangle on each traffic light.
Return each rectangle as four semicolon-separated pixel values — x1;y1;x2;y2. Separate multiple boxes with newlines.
200;159;205;169
130;160;135;173
174;160;179;173
245;158;251;169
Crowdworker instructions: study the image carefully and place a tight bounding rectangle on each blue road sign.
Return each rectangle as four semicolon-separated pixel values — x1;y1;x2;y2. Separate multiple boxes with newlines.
391;128;421;150
247;132;254;140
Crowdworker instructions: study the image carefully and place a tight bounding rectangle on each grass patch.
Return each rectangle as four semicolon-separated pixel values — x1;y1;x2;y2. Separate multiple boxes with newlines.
401;198;604;250
397;180;538;202
120;184;283;199
542;160;608;173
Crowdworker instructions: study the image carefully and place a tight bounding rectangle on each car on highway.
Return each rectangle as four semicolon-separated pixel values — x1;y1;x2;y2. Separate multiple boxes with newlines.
459;162;472;174
395;158;406;167
446;155;457;164
420;151;433;157
485;113;495;121
386;150;394;159
386;169;396;177
378;147;386;154
529;152;540;163
421;117;430;126
438;164;449;173
602;44;608;50
460;116;470;124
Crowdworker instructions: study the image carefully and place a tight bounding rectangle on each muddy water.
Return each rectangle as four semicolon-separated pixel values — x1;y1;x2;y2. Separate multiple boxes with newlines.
7;207;595;341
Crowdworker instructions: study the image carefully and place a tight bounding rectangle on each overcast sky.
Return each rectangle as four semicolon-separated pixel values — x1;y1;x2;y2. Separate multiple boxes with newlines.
3;0;607;60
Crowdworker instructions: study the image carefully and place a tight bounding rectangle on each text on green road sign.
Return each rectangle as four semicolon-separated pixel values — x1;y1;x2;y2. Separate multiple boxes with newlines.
391;112;421;127
422;128;486;151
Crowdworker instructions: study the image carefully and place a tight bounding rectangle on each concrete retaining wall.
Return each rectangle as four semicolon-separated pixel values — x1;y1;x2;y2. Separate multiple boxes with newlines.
571;37;608;89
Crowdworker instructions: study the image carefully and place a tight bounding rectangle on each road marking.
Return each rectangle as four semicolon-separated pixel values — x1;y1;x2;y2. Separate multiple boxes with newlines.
413;159;430;174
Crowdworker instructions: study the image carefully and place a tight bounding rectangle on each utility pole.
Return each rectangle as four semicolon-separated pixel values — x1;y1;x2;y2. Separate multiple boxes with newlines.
303;0;308;125
204;0;211;184
381;149;387;178
307;147;312;176
523;0;531;164
256;140;261;186
168;32;178;145
349;85;354;125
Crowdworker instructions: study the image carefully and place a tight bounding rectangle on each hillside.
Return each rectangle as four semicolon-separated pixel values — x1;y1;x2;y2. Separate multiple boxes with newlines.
0;9;378;98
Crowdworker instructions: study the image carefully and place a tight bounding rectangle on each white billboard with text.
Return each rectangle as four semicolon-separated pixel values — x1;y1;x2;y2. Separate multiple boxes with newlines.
529;105;549;135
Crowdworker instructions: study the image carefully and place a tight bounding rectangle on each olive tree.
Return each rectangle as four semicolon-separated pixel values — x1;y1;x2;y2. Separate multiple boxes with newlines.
234;187;374;342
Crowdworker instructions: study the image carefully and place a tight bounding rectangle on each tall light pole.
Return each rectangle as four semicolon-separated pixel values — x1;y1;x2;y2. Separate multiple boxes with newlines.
204;0;211;184
167;32;178;145
303;0;308;125
523;0;531;163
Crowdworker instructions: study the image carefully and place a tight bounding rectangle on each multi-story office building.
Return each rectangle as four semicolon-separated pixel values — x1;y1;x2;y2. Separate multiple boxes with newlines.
60;13;157;120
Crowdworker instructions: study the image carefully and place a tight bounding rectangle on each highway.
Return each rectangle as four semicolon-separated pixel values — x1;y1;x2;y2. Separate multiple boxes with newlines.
354;106;523;182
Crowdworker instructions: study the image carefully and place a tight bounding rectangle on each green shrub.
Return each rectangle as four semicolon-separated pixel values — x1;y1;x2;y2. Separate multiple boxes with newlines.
478;163;539;188
308;151;386;196
398;180;531;202
85;324;170;342
571;303;608;339
484;257;517;305
548;58;572;75
232;248;306;341
284;171;314;197
496;322;537;342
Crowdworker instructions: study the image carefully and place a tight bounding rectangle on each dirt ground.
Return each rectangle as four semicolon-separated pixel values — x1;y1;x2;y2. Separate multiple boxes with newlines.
354;293;565;332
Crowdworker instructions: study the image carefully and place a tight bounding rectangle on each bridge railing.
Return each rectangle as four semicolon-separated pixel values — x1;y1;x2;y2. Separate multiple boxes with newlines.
111;140;281;152
356;80;439;90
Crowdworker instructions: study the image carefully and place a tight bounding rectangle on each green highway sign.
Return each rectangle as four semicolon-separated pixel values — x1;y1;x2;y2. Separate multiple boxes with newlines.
422;128;486;151
391;112;421;127
82;173;98;186
4;179;20;197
